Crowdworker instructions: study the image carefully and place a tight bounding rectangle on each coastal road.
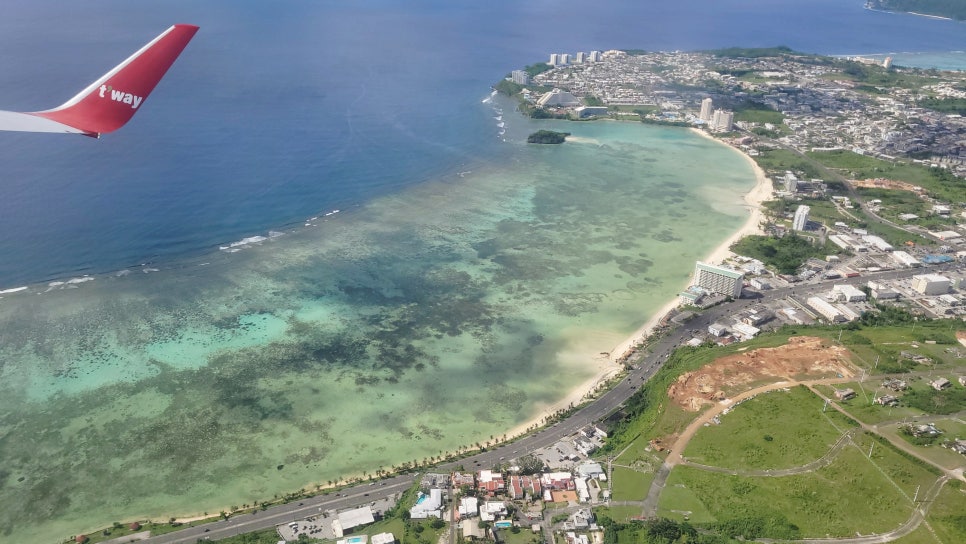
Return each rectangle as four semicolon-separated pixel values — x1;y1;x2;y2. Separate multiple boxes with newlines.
140;263;962;543
144;476;417;544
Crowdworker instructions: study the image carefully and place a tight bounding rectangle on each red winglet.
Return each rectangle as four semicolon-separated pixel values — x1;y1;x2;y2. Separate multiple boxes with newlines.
30;24;199;136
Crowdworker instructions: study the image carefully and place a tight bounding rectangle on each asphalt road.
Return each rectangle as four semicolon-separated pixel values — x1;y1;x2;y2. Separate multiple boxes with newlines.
140;262;963;543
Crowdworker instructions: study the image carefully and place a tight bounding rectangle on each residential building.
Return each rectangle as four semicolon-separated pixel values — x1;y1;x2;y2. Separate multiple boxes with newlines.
372;534;396;544
511;70;531;85
930;377;951;391
834;388;856;401
693;261;744;298
410;488;443;519
458;497;479;518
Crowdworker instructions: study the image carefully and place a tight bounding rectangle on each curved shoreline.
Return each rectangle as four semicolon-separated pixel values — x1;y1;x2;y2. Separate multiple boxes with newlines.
501;126;772;445
164;124;775;525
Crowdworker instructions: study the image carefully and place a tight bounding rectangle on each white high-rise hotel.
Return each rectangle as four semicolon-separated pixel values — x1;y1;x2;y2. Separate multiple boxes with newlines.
693;261;744;298
699;97;713;122
711;109;734;132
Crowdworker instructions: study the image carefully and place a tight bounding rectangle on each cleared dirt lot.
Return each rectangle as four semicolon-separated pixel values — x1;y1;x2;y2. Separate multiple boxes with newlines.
667;336;855;412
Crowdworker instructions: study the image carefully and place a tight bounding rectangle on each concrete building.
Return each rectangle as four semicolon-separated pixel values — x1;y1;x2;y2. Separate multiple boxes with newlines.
333;506;375;538
862;234;893;252
693;261;744;298
891;250;922;268
549;53;560;66
575;106;608;118
372;534;396;544
699;97;713;121
511;70;531;85
537;89;581;107
458;497;479;518
711;109;734;132
575;52;587;63
807;296;847;322
732;321;760;339
911;274;952;295
589;50;602;62
793;205;810;231
410;488;443;519
868;281;900;300
832;284;866;302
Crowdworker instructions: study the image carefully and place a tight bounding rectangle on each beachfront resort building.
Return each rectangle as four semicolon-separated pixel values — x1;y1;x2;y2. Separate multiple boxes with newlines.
699;97;713;122
693;261;744;298
711;109;734;132
537;89;582;108
793;205;810;231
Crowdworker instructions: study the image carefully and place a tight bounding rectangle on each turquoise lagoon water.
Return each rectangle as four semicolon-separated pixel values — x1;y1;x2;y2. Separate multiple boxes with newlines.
0;107;756;541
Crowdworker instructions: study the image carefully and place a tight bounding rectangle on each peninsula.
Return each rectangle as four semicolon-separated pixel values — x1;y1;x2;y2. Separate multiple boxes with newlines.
865;0;966;21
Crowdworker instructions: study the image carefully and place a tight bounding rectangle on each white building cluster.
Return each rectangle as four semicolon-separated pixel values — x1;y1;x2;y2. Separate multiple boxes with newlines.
548;50;603;66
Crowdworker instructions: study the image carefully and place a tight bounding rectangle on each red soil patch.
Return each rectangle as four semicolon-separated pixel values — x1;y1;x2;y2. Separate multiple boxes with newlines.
667;336;854;412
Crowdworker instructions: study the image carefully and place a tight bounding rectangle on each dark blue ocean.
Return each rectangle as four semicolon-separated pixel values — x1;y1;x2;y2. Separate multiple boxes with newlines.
1;0;964;287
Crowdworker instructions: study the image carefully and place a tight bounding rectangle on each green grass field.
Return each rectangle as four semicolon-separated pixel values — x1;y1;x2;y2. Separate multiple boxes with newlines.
498;524;543;544
897;479;966;544
592;505;644;524
807;149;965;204
655;483;717;524
682;386;857;470
662;440;931;538
610;465;656;501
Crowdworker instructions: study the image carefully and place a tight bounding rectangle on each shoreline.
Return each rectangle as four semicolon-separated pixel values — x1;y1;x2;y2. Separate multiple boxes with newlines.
500;126;772;444
166;125;775;526
129;125;775;530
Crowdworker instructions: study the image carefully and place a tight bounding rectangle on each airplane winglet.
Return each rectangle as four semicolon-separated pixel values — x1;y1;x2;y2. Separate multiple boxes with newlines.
0;24;199;137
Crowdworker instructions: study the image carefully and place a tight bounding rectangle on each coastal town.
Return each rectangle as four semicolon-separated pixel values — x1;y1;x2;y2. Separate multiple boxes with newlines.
59;49;966;544
512;48;965;176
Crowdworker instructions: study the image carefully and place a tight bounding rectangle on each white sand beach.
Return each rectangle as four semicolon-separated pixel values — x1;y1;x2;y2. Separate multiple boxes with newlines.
502;129;773;443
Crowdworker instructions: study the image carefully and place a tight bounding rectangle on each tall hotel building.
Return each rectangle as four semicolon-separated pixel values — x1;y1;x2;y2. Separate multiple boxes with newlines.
792;205;810;231
589;50;603;62
549;53;560;66
711;109;734;132
575;51;587;63
693;261;744;298
699;98;713;121
511;70;531;85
